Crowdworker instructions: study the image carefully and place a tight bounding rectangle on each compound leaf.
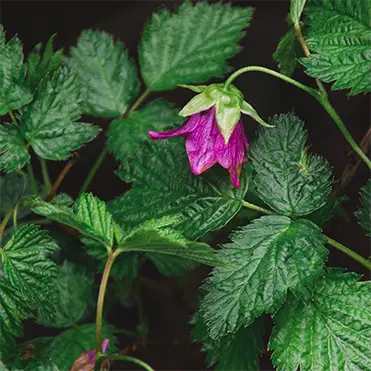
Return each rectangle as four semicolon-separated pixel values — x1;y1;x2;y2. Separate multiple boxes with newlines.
68;29;139;117
301;0;371;95
20;68;100;160
250;113;332;216
269;268;371;371
200;215;328;339
139;2;253;90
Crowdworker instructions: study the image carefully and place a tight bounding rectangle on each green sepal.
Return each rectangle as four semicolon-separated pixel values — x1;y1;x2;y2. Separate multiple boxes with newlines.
178;90;215;117
178;84;207;93
215;98;241;144
241;101;273;128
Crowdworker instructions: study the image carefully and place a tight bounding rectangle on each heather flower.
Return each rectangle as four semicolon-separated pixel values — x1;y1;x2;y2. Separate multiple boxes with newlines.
148;83;270;187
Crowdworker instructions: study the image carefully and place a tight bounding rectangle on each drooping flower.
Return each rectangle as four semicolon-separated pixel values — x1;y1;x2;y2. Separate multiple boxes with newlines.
148;83;271;187
70;338;109;371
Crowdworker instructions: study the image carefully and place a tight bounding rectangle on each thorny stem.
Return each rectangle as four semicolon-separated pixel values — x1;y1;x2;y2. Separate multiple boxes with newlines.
79;89;151;194
40;158;52;193
100;354;154;371
224;66;371;169
240;200;371;271
26;162;38;195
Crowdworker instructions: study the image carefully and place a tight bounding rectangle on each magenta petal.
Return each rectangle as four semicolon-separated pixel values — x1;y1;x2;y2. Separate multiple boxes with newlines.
84;350;96;364
148;112;202;140
185;109;218;175
101;338;109;353
215;119;249;187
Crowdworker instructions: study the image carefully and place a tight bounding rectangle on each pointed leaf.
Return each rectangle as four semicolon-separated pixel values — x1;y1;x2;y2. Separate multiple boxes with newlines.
290;0;307;26
20;68;100;160
139;2;253;90
107;99;182;161
301;0;371;95
269;268;371;371
109;139;248;240
0;225;59;320
356;179;371;236
250;113;332;216
68;29;140;117
201;215;328;339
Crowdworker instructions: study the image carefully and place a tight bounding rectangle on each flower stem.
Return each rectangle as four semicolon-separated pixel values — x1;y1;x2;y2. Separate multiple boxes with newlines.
40;158;52;194
26;162;38;195
240;200;371;271
224;66;371;169
96;250;117;354
102;354;154;371
0;206;15;236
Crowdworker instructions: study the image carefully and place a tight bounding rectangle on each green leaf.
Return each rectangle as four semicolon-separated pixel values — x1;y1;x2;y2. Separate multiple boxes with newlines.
37;261;92;328
20;68;100;160
0;173;33;218
273;27;303;77
107;99;182;161
301;0;371;95
0;26;32;115
0;361;8;371
250;113;332;216
192;313;264;370
27;35;63;91
68;29;139;117
356;179;371;236
290;0;307;26
110;139;248;240
269;268;371;371
0;122;30;172
200;215;328;339
139;2;253;90
0;277;30;359
0;225;59;320
49;323;117;369
32;193;117;248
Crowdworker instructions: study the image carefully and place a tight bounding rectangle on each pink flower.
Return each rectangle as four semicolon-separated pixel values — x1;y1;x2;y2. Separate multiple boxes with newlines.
149;107;248;187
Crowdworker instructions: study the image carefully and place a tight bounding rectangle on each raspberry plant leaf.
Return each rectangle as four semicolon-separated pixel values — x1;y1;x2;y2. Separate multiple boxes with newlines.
250;113;332;216
27;34;63;91
110;139;249;240
19;68;100;160
200;215;328;339
0;277;30;359
68;29;140;117
32;193;118;249
139;2;253;90
290;0;307;26
355;179;371;236
37;261;93;328
192;312;264;370
0;26;32;116
0;123;30;172
0;225;59;321
269;268;371;371
107;99;182;161
301;0;371;95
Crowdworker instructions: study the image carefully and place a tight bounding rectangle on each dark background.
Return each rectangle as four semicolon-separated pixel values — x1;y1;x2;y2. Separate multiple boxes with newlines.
1;1;370;370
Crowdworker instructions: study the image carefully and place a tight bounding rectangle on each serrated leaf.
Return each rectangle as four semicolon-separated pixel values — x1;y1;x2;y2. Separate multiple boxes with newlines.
139;2;253;90
250;113;332;216
269;268;371;371
356;179;371;236
49;323;117;369
0;122;30;172
201;215;328;339
27;35;63;91
109;139;248;240
32;193;116;248
19;68;100;160
68;29;139;117
273;27;303;77
290;0;307;26
301;0;371;95
0;361;7;371
37;261;92;328
0;225;59;320
0;26;32;115
0;173;33;218
107;99;182;161
0;277;30;359
192;312;263;370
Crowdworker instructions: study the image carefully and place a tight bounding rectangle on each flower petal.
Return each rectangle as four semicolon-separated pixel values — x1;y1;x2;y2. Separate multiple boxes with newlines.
178;92;215;117
185;109;218;175
101;338;110;354
149;112;201;140
215;119;249;187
